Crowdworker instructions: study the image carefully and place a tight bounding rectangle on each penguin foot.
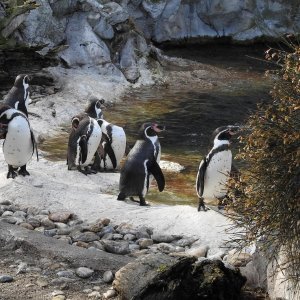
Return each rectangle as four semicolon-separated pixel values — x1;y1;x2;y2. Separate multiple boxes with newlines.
18;166;30;177
7;170;17;179
117;193;126;201
139;197;149;206
7;166;18;179
197;198;207;212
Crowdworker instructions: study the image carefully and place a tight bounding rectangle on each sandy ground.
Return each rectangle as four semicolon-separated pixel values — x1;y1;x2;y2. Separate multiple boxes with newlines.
0;63;235;256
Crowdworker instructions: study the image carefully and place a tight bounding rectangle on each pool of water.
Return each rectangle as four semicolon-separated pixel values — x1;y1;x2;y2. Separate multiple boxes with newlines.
40;45;273;208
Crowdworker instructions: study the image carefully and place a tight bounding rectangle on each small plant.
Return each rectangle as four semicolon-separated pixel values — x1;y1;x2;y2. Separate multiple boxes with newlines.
227;42;300;287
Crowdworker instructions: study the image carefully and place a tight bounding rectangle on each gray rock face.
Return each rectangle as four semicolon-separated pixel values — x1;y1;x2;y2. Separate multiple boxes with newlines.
130;0;300;43
59;12;111;67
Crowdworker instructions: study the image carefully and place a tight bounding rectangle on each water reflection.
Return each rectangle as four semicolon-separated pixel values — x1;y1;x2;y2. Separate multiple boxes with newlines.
40;46;273;207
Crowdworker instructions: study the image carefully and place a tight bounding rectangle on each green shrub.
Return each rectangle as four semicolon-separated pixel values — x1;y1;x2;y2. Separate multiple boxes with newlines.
228;45;300;285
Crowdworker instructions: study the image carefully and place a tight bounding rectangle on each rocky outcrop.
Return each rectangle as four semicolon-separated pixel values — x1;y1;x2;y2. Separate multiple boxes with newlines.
129;0;300;43
113;253;246;300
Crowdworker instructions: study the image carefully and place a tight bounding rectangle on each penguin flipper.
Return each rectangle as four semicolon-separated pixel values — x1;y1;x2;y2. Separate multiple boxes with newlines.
148;161;165;192
197;158;207;197
79;135;88;164
30;130;39;161
104;142;117;169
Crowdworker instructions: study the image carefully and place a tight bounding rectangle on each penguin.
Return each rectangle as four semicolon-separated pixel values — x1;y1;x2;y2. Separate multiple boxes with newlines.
93;119;126;171
67;114;102;175
4;74;32;116
0;104;38;179
196;125;239;211
117;122;165;206
84;97;105;119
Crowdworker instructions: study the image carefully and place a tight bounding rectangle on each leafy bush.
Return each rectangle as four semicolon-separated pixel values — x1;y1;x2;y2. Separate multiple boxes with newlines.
228;44;300;285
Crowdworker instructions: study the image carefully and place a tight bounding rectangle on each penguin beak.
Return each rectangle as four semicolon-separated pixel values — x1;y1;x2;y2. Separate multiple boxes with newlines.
152;124;165;133
228;126;240;135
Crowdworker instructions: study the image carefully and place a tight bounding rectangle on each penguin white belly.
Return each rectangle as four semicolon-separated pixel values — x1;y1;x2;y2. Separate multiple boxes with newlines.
3;117;32;167
82;121;102;167
203;150;232;199
100;126;126;169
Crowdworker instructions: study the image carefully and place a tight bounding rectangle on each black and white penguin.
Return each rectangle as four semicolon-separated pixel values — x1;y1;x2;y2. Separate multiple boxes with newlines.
67;114;102;175
0;104;38;179
117;122;165;206
84;97;105;119
4;74;32;116
196;125;239;211
94;119;126;171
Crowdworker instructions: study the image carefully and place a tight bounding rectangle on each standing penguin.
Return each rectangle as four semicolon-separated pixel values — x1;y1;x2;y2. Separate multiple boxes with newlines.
0;104;38;179
94;119;126;171
84;97;105;119
67;114;102;175
4;74;32;116
117;122;165;206
196;125;239;211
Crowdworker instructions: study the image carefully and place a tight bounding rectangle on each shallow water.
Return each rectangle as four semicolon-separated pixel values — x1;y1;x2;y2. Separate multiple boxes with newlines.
40;45;273;207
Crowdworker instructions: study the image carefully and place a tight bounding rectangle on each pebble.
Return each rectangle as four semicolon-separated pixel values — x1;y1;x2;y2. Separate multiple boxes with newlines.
83;288;93;293
88;291;101;298
185;245;209;258
52;290;65;296
56;270;76;279
36;278;49;287
101;218;110;226
52;296;65;300
138;238;154;249
102;270;114;283
72;231;100;243
103;288;117;299
0;200;12;205
27;217;41;228
75;267;94;279
55;222;69;229
44;229;58;237
51;277;76;285
102;240;130;255
49;211;72;223
123;233;136;241
0;275;13;283
16;262;27;274
40;217;56;229
19;222;34;230
1;216;18;224
151;234;178;243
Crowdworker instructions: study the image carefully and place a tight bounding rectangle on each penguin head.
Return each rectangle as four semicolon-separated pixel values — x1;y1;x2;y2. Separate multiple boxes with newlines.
85;97;105;119
140;122;165;139
14;74;32;109
212;125;240;147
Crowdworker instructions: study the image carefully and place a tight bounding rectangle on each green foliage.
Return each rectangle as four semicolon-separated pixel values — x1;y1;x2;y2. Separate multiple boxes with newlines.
228;45;300;285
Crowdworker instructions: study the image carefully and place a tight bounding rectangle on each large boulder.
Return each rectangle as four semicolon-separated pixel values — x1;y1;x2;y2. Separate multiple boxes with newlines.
113;253;246;300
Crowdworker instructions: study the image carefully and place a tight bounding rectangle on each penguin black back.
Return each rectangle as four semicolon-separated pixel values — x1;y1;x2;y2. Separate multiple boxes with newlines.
118;122;165;206
84;97;105;119
4;74;32;116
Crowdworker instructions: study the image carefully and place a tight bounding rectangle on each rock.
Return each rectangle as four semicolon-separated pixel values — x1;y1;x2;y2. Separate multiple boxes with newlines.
56;228;72;235
2;211;13;217
52;290;65;297
55;223;69;229
102;233;113;240
185;245;209;258
156;242;177;254
57;270;76;279
113;254;246;300
13;211;27;218
103;288;117;299
16;262;27;274
52;296;66;300
72;231;100;243
129;244;140;252
123;234;136;241
36;278;49;287
74;241;89;248
76;267;94;279
151;234;179;243
89;241;105;251
27;217;41;228
51;277;76;285
101;218;111;226
224;249;252;267
93;17;114;40
49;211;72;223
0;216;19;224
87;222;104;233
159;160;185;172
99;225;115;238
173;237;198;247
19;222;34;230
102;270;114;283
112;233;123;240
0;200;12;205
88;291;101;298
44;229;58;237
138;238;153;249
40;217;56;229
102;240;130;255
0;275;13;283
103;2;129;25
119;35;140;83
